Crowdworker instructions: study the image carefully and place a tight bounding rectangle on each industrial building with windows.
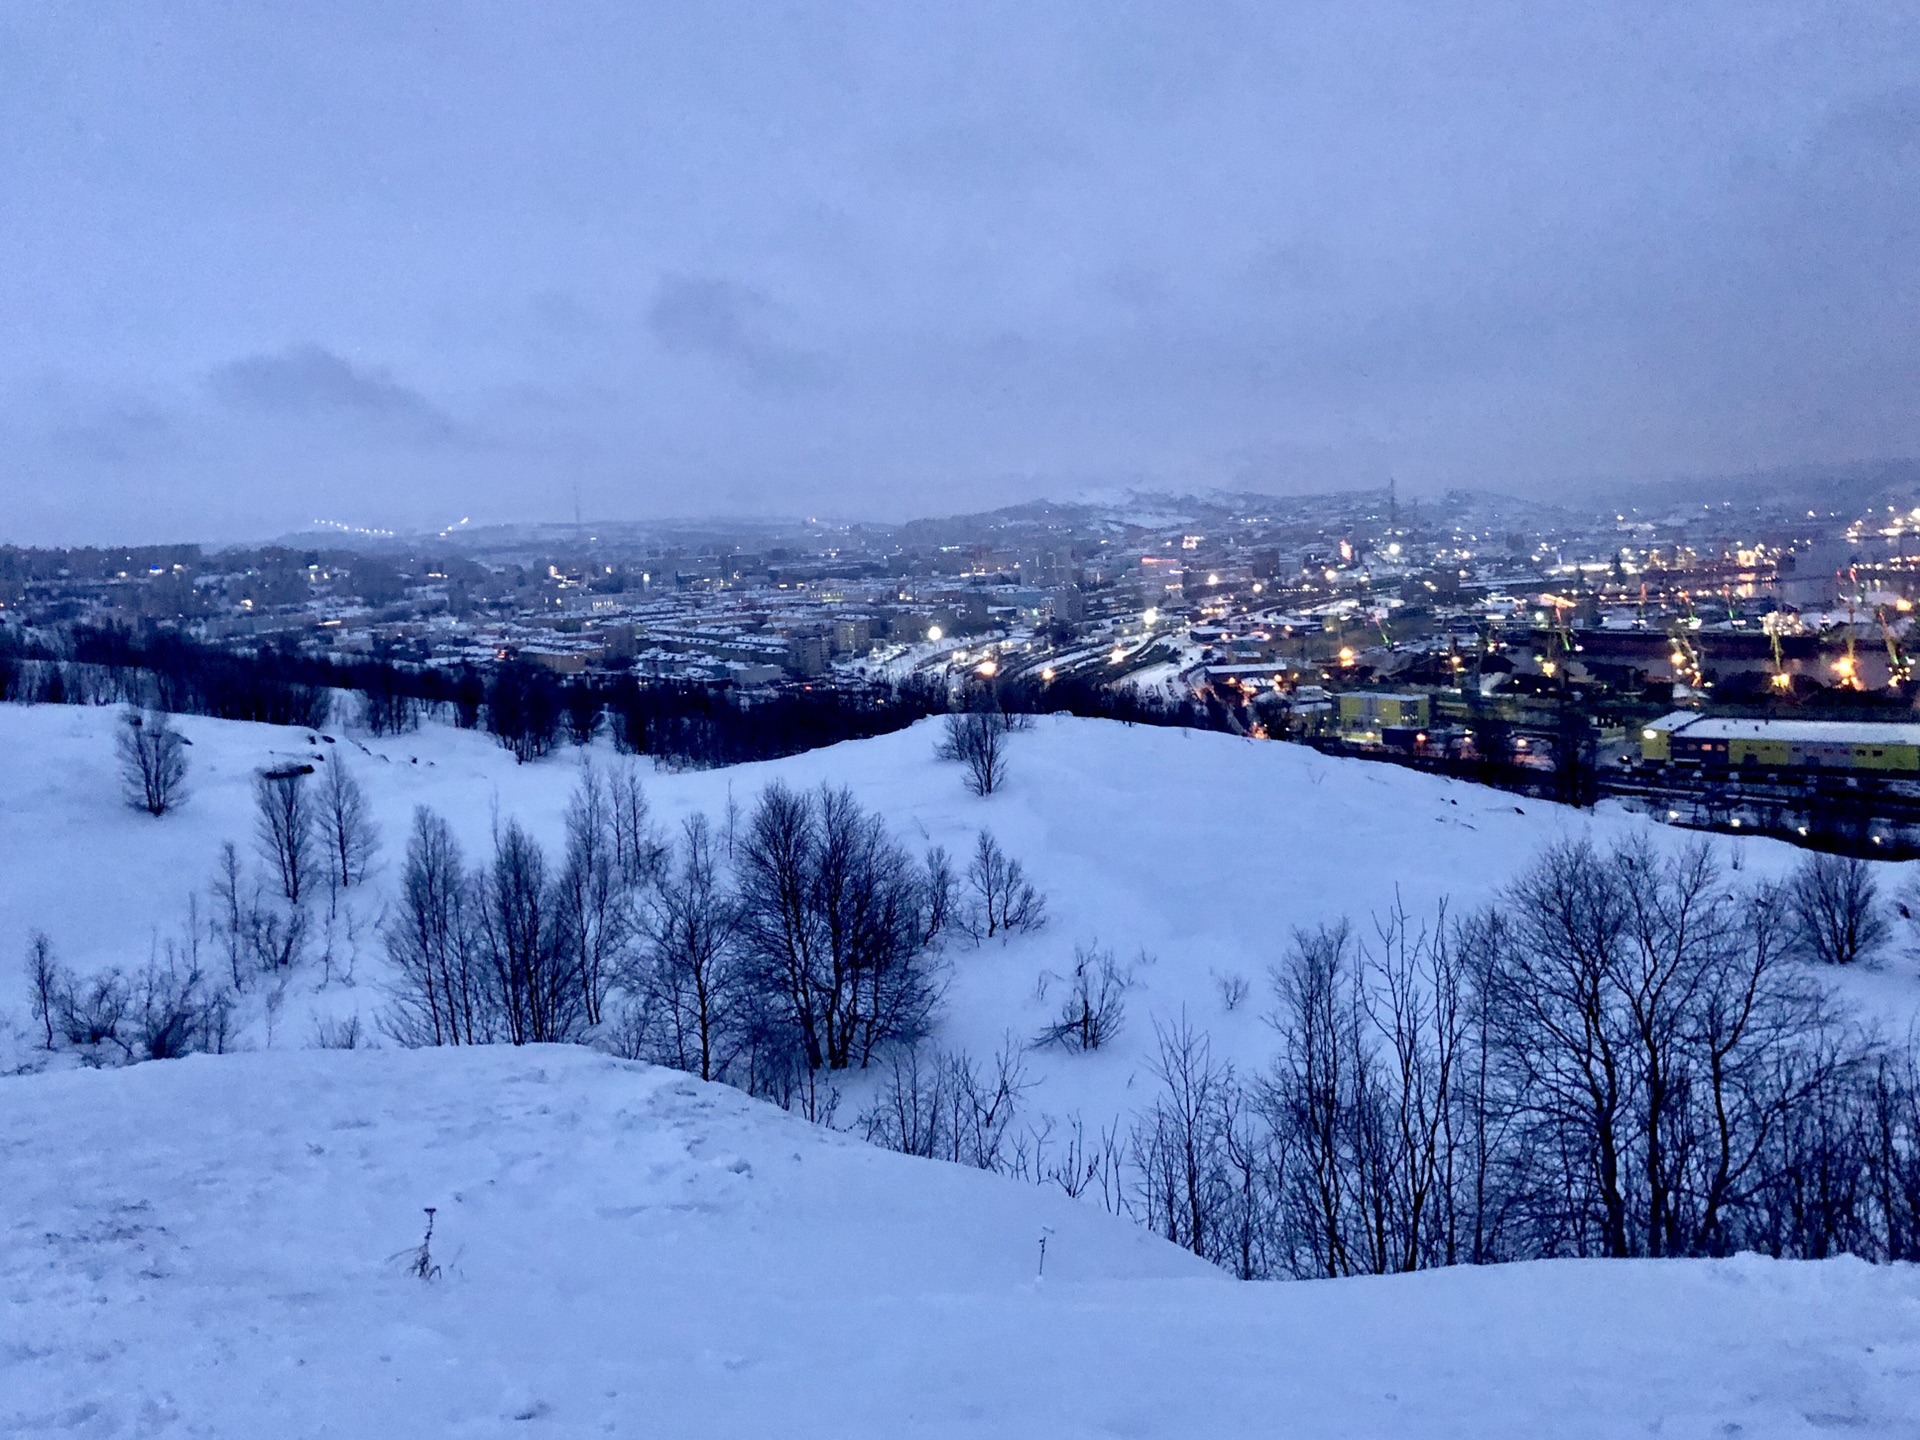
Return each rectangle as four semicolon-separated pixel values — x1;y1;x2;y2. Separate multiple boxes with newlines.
1639;712;1920;773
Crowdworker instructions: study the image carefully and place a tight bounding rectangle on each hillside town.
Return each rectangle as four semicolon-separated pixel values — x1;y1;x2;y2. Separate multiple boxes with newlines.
11;469;1920;848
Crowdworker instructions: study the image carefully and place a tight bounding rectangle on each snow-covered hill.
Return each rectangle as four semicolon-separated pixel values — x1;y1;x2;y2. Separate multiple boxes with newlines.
5;1044;1918;1438
4;700;1919;1109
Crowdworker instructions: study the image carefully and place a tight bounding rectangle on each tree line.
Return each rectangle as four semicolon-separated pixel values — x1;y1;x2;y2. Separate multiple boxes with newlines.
381;764;1047;1116
858;837;1920;1276
2;622;1240;774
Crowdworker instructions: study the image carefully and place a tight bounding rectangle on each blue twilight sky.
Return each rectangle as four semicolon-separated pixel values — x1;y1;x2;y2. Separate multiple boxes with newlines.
3;2;1918;543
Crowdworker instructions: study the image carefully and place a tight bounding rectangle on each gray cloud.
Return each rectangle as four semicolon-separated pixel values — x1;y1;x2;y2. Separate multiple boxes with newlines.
208;344;451;432
0;2;1916;540
645;277;831;391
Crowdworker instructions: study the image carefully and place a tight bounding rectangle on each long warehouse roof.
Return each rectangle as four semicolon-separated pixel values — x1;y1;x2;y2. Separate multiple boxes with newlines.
1650;711;1920;745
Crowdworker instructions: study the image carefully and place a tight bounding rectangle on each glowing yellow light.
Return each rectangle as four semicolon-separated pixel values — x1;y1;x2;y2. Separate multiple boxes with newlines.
1207;573;1220;586
1110;648;1127;664
1832;656;1857;677
1540;660;1557;678
975;660;997;677
1642;728;1658;740
1337;647;1355;665
1252;582;1263;593
1040;667;1055;682
927;625;943;642
1771;672;1792;690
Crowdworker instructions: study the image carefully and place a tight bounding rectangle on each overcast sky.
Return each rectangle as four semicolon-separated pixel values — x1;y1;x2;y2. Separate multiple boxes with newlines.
3;2;1918;543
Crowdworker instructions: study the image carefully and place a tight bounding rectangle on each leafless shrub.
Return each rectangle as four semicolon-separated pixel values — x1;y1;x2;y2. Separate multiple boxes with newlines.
23;938;233;1065
1787;851;1887;965
116;707;189;816
1214;970;1251;1012
858;1040;1033;1171
965;830;1047;940
938;711;1010;796
132;956;232;1060
1034;943;1131;1051
311;1013;366;1049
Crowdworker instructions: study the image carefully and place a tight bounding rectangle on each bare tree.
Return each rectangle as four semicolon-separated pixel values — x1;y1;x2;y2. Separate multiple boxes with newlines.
557;761;639;1027
735;782;944;1074
1035;943;1130;1050
26;931;61;1050
358;669;419;735
637;814;744;1080
384;806;487;1046
939;711;1010;796
1133;1016;1239;1262
210;841;247;987
920;844;958;947
476;819;581;1044
964;829;1047;939
116;707;189;816
1787;851;1888;966
859;1040;1032;1171
254;766;317;904
318;756;379;889
606;760;668;889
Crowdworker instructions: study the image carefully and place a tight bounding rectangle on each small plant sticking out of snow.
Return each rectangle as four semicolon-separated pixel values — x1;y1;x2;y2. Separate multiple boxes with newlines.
310;1013;365;1049
1214;971;1251;1013
1034;943;1133;1051
405;1207;442;1282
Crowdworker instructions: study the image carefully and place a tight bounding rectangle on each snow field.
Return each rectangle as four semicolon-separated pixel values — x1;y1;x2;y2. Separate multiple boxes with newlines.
3;700;1917;1110
5;1045;1919;1438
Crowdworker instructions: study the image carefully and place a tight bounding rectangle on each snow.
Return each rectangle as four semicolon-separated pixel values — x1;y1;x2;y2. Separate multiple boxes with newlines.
4;699;1919;1104
7;700;1920;1433
5;1044;1919;1437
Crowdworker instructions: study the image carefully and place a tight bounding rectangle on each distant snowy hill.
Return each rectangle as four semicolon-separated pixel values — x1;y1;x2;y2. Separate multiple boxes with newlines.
6;1044;1918;1438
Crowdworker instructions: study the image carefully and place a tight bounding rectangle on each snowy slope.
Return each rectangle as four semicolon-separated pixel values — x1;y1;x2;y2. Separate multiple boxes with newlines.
4;701;1919;1113
5;1044;1919;1439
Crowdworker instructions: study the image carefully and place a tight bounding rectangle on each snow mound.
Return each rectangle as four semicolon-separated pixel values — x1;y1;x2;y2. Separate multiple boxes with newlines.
5;1045;1919;1437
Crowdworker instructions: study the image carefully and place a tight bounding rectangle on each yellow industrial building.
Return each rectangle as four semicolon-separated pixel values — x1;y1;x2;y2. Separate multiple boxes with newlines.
1337;692;1432;741
1640;712;1920;773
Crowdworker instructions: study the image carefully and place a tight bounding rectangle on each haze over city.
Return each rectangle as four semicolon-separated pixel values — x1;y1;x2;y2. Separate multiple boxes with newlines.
6;2;1919;543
